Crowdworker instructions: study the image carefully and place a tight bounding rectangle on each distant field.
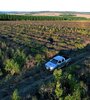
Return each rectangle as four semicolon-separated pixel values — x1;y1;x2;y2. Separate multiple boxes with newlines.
32;12;61;16
32;12;90;18
76;14;90;18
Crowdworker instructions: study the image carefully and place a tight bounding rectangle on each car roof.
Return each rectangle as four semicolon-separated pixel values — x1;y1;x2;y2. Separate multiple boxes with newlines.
53;55;65;61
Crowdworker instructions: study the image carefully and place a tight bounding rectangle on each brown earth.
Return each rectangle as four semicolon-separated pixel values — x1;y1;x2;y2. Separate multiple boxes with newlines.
76;14;90;18
32;12;61;16
31;12;90;18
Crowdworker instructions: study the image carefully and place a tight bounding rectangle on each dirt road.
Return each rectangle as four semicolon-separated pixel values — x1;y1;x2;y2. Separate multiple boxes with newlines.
0;50;89;100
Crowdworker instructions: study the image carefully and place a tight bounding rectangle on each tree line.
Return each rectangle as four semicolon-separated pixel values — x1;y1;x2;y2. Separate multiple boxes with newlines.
0;14;88;21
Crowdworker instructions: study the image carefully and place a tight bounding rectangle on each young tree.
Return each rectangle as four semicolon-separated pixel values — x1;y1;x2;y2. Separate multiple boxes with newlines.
55;81;63;99
13;50;26;67
12;89;21;100
4;59;20;75
53;69;63;99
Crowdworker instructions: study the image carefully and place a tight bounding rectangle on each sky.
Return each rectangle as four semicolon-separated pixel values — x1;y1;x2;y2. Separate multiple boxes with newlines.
0;0;90;12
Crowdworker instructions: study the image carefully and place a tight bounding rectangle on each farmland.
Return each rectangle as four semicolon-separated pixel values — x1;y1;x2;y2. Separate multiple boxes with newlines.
0;21;90;100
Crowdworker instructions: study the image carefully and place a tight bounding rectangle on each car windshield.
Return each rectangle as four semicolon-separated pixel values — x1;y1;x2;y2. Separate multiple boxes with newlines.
50;59;58;64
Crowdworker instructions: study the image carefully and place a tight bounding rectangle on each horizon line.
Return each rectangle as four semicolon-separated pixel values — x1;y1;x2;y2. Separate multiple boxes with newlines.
0;11;90;13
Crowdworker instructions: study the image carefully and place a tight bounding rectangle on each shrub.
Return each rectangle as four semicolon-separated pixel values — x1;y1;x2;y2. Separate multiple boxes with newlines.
65;87;81;100
35;54;43;65
13;50;26;67
12;89;21;100
55;81;63;99
53;69;63;99
53;69;62;81
4;59;20;75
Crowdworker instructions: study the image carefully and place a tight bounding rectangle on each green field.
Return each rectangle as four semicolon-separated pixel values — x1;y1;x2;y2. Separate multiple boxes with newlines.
0;14;89;21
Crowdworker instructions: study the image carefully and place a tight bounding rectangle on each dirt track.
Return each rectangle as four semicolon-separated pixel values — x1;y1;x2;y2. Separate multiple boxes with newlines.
0;50;89;100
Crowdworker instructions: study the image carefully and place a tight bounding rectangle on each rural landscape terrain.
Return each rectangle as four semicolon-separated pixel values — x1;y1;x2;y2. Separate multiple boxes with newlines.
0;12;90;100
1;11;90;18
